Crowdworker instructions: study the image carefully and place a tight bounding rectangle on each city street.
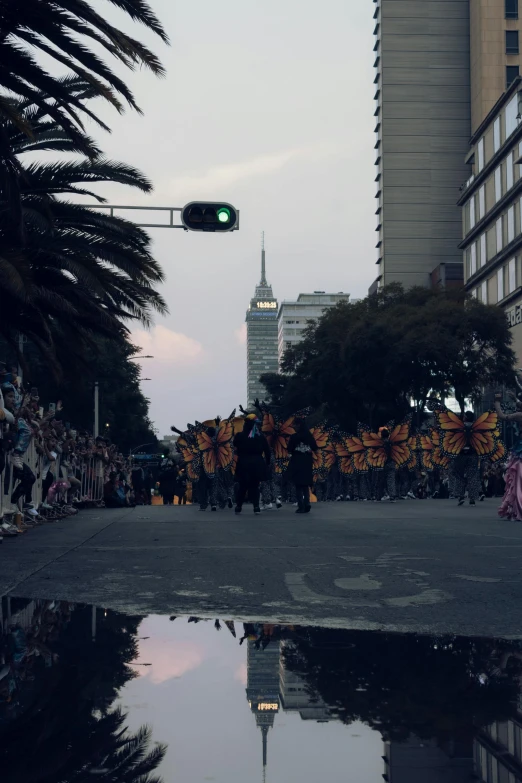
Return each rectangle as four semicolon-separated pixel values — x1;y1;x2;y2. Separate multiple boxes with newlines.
1;499;522;638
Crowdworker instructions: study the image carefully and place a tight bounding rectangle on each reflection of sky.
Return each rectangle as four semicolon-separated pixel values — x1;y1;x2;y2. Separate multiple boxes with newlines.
116;616;382;783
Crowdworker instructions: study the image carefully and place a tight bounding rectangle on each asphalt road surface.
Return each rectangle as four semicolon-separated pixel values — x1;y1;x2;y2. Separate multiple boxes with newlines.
1;499;521;637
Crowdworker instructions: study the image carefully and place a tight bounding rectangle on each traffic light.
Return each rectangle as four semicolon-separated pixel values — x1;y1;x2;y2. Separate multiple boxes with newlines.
181;201;238;232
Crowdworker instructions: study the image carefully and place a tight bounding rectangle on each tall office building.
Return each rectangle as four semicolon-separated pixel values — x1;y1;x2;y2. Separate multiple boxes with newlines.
372;0;472;291
245;640;281;772
470;0;522;134
277;292;353;365
245;236;278;406
383;738;474;783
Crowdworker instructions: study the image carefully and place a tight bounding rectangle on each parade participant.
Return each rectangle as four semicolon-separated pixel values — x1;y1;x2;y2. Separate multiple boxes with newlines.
495;390;522;521
233;415;271;514
432;406;499;507
158;461;178;506
287;420;318;513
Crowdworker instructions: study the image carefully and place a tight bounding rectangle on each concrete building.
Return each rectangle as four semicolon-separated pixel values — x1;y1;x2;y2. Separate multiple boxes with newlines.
383;738;474;783
245;237;278;406
277;292;352;365
279;641;334;722
371;0;472;292
471;0;522;134
459;77;522;358
475;711;522;783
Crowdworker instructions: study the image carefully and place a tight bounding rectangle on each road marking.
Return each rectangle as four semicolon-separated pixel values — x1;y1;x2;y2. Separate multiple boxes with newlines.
385;589;452;607
335;575;382;591
284;573;380;607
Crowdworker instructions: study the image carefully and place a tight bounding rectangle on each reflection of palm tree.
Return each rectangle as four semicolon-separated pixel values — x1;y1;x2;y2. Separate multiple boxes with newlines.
76;710;166;783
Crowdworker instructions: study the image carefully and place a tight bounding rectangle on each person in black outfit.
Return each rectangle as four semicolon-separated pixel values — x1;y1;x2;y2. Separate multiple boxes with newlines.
287;421;318;513
233;416;271;514
159;462;178;506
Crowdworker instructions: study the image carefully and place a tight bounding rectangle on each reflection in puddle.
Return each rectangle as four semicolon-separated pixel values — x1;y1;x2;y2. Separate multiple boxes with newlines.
0;598;521;782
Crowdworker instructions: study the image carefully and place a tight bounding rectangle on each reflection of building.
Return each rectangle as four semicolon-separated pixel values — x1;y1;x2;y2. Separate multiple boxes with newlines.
475;714;522;782
246;640;281;770
383;738;474;783
277;292;352;366
279;641;334;722
245;236;278;406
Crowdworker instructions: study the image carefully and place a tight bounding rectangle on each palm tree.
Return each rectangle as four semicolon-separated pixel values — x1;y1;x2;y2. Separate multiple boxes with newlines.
0;0;168;142
0;0;168;240
0;85;168;371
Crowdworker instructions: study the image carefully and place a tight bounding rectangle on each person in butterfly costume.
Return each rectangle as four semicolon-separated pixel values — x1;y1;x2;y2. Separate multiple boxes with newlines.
361;420;412;502
195;414;235;511
432;407;499;506
495;387;522;520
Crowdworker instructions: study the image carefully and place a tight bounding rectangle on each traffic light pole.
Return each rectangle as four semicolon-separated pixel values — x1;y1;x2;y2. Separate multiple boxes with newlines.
86;204;240;231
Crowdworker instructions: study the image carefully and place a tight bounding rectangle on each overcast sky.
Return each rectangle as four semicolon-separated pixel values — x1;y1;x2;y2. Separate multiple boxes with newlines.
89;0;375;436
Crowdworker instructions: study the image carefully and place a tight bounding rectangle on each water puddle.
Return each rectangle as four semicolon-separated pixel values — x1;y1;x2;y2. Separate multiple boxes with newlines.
0;596;521;782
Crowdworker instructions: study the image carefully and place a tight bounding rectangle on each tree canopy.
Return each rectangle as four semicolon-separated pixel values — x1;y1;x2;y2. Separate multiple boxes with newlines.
262;284;516;430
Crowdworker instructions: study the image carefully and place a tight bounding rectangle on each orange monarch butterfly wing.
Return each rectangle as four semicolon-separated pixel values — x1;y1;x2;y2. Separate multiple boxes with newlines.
261;413;276;446
390;442;411;468
442;430;467;456
310;425;329;450
196;431;213;452
280;416;297;436
434;409;465;432
335;438;354;475
346;433;370;473
490;440;506;464
389;421;411;445
216;419;233;445
470;411;499;457
203;449;217;478
360;428;386;470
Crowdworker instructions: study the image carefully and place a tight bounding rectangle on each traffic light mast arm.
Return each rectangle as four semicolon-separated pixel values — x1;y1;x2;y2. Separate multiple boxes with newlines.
85;205;186;229
85;204;240;231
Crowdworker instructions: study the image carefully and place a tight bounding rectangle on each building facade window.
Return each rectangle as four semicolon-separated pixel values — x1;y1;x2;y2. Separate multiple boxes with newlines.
478;137;485;172
480;232;487;266
494;117;502;152
481;280;488;303
471;242;477;275
507;65;520;88
506;0;519;19
506;30;520;54
509;257;517;292
479;185;486;218
507;151;515;190
495;166;503;202
469;197;476;229
498;266;505;301
497;217;504;252
508;205;516;242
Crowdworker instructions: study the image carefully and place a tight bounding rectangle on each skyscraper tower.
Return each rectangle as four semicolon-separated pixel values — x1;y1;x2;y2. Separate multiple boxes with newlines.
245;639;281;778
245;234;279;405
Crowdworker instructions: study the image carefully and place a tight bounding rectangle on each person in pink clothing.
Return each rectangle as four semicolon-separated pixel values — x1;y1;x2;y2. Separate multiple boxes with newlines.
495;390;522;521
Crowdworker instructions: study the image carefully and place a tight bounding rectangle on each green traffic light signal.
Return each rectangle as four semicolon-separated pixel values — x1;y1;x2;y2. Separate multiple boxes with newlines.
181;202;238;232
217;208;230;223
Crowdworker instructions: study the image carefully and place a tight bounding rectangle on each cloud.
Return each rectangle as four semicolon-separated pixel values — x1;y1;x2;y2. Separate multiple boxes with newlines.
133;640;205;684
155;144;342;200
234;323;247;345
234;662;247;685
132;325;204;365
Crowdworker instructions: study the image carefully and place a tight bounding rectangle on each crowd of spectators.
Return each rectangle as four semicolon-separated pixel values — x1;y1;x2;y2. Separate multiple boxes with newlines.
0;361;141;541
